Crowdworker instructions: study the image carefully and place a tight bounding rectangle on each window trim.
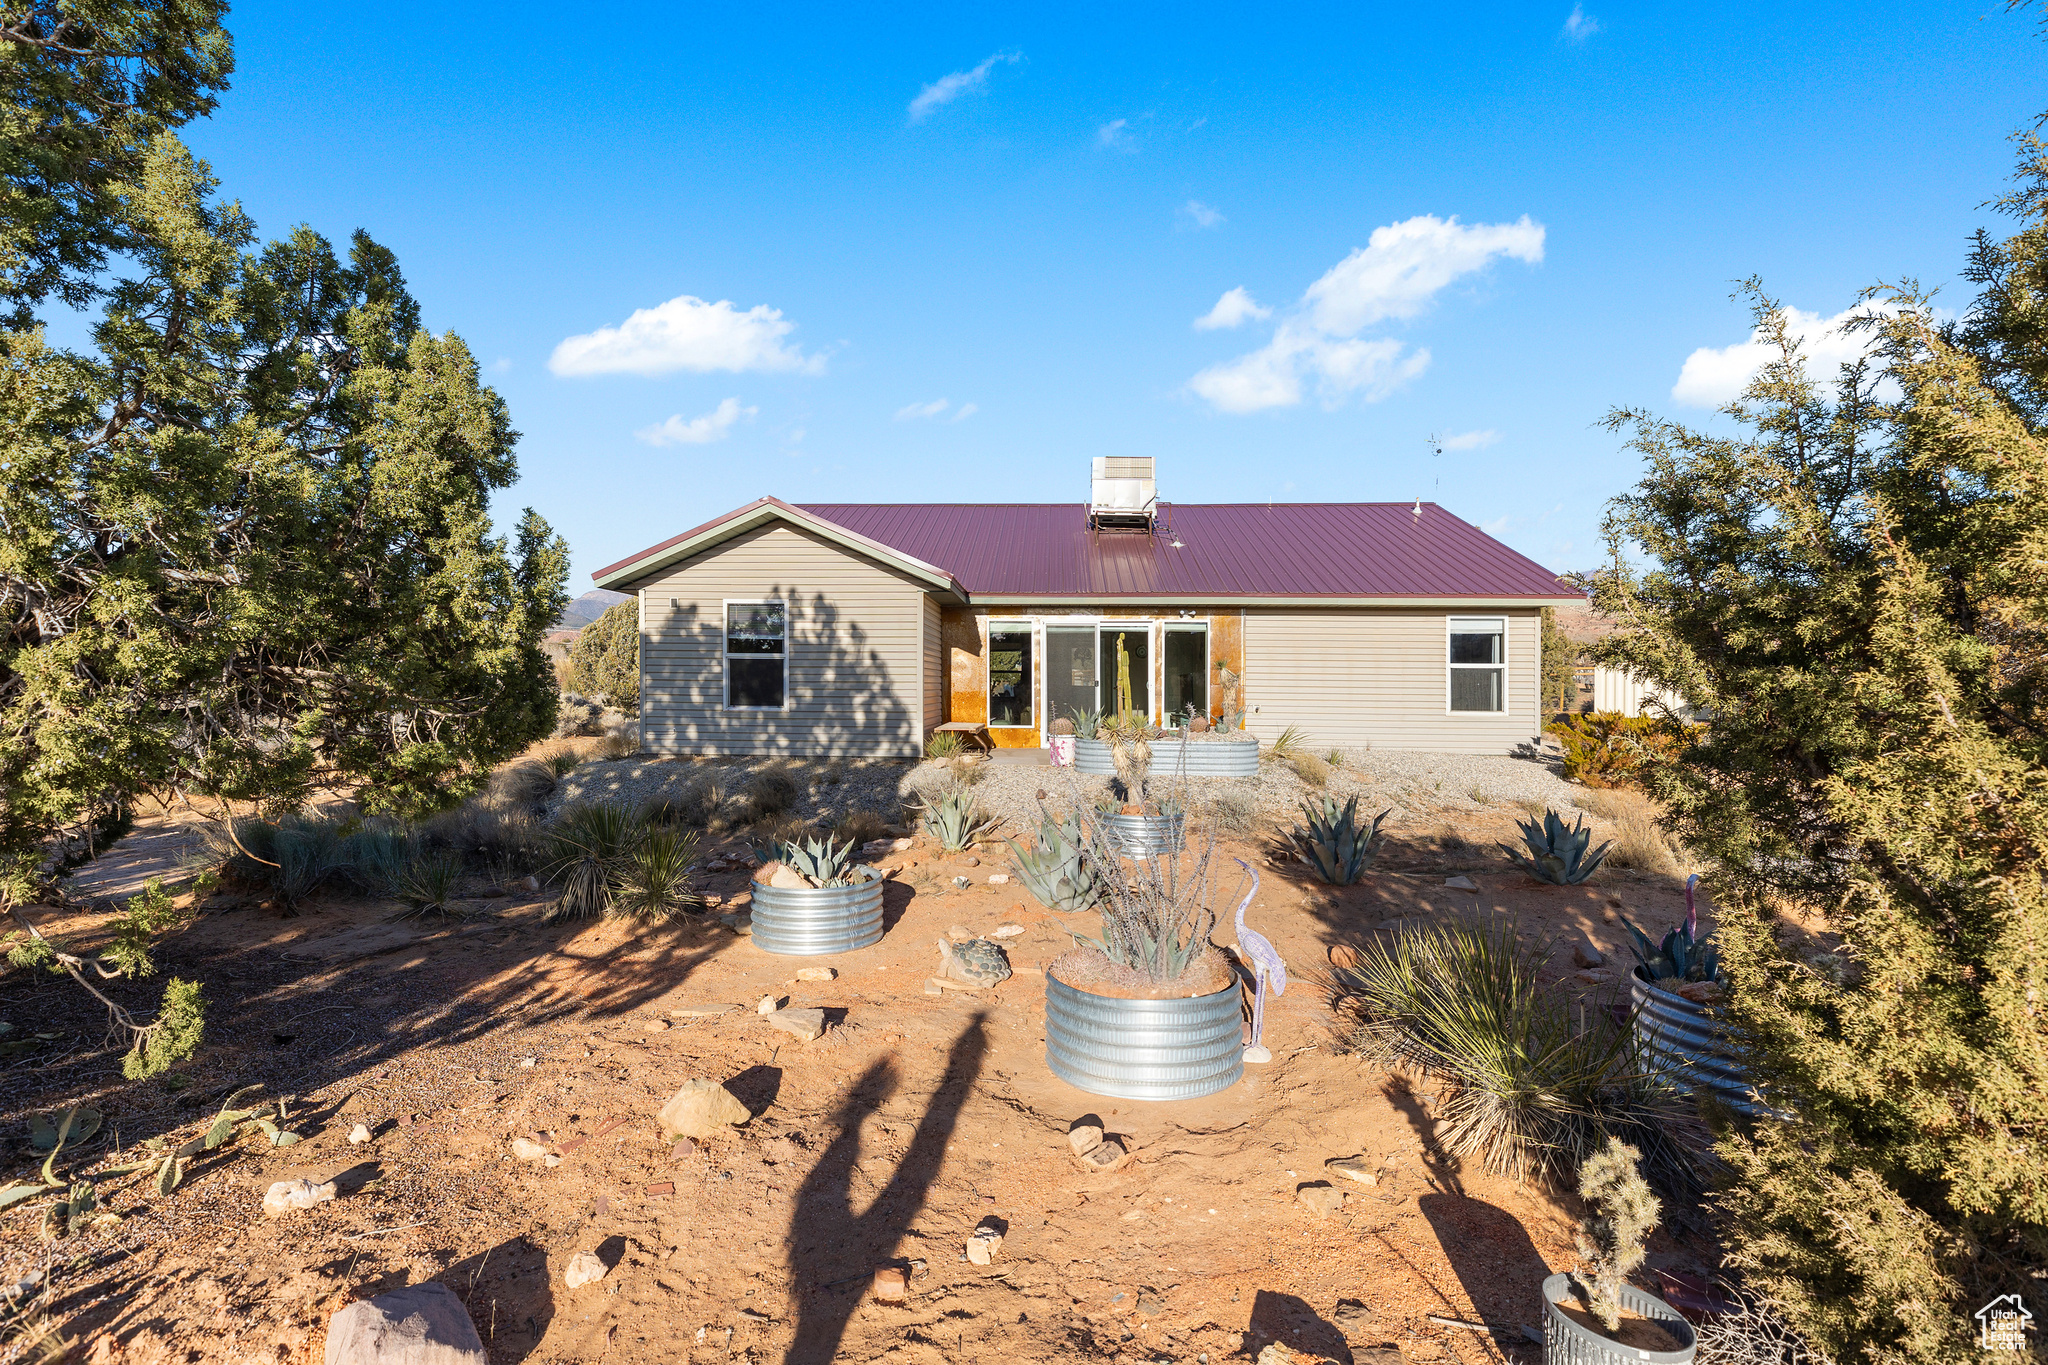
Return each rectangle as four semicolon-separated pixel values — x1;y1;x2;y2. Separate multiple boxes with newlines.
1445;614;1508;717
986;619;1037;730
722;598;789;712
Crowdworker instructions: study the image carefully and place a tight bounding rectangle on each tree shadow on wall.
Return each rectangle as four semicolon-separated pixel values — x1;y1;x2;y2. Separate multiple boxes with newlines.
644;586;919;758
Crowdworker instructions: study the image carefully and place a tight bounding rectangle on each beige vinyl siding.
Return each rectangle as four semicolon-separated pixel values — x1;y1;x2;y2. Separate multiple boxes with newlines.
1242;607;1541;755
921;594;943;737
618;522;926;757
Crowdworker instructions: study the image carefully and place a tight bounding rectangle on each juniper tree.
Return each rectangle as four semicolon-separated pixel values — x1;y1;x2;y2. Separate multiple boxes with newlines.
0;133;569;1069
568;598;640;709
1590;158;2048;1359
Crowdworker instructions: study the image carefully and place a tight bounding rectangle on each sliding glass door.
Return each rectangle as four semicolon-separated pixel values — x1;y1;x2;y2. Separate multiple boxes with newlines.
1163;623;1208;725
1043;626;1098;735
1099;626;1149;719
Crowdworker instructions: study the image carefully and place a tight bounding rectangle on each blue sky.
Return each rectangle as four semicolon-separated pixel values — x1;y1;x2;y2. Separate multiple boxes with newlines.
177;1;2041;586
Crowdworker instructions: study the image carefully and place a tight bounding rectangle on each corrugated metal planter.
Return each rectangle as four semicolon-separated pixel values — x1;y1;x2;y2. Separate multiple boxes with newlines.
1071;737;1257;776
1044;971;1243;1101
1630;970;1763;1117
1540;1273;1696;1364
748;878;885;956
1100;812;1186;857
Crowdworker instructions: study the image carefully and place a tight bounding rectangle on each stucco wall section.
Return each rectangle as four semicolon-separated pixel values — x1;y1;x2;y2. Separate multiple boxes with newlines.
620;522;926;758
1241;607;1541;754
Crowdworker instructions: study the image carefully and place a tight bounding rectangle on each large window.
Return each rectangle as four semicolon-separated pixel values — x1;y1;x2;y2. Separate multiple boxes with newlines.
725;601;786;709
989;627;1033;727
1448;616;1505;713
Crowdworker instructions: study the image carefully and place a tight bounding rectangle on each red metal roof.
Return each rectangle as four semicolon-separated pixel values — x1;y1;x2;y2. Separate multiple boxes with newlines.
789;502;1568;600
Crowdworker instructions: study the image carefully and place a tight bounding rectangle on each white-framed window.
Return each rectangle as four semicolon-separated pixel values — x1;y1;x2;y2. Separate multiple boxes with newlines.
987;621;1034;728
1447;616;1506;714
724;600;787;710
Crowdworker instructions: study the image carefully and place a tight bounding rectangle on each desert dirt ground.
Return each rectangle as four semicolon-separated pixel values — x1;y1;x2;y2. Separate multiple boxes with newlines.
0;802;1719;1365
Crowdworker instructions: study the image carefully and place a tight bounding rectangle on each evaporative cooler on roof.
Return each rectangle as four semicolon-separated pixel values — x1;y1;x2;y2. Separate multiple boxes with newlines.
1089;456;1158;531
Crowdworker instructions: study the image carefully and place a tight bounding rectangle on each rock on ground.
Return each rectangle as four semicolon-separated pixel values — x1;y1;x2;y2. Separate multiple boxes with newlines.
262;1178;336;1218
1296;1182;1345;1217
563;1252;608;1288
657;1079;752;1139
324;1282;485;1365
763;1007;826;1041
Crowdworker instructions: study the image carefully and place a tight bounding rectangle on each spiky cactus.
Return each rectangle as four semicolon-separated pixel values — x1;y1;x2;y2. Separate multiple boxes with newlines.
1006;810;1099;912
1500;809;1613;885
1571;1137;1662;1332
917;788;1002;852
1291;795;1390;885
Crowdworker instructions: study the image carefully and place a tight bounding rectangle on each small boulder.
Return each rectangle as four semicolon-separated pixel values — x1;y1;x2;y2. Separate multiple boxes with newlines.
987;873;1010;885
347;1124;372;1145
768;863;813;890
990;923;1024;938
511;1137;550;1162
563;1252;607;1289
262;1178;336;1218
965;1221;1004;1266
871;1267;907;1302
1572;940;1605;969
1243;1044;1274;1064
1328;944;1361;970
1075;1138;1129;1172
1443;875;1479;892
795;967;836;981
324;1281;485;1365
1296;1182;1345;1217
757;995;785;1014
1067;1119;1105;1156
1574;969;1613;985
1324;1155;1377;1186
764;1007;827;1042
656;1079;752;1140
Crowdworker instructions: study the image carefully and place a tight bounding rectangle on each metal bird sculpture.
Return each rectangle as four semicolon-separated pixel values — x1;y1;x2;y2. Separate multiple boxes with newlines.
1231;858;1286;1063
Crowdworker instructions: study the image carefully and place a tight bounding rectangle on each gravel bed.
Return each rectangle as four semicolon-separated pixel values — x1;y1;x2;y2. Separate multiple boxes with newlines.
546;743;1581;839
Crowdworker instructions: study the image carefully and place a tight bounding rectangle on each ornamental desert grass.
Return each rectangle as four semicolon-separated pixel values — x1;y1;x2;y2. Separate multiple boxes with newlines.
542;800;648;919
1329;915;1701;1193
1576;787;1688;877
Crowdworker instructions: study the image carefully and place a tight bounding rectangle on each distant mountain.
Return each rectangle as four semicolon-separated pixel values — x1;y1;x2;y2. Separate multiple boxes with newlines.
555;590;629;632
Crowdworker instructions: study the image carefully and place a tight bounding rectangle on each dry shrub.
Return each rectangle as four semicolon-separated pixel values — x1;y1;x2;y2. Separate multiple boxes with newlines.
745;769;799;820
423;804;544;872
1578;787;1686;876
1289;753;1331;787
829;808;893;847
752;812;814;849
488;759;558;808
598;726;638;760
1207;788;1259;834
1424;822;1482;869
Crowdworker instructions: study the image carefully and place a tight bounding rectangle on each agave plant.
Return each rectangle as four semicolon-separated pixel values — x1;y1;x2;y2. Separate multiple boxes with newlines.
1618;873;1722;983
1500;809;1613;885
918;788;1002;852
1006;809;1099;912
543;801;648;918
1065;704;1103;740
778;833;866;887
1291;795;1390;885
613;828;704;919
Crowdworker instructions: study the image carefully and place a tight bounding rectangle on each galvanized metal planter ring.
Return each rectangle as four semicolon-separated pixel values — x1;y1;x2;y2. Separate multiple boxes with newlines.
1070;737;1258;777
1539;1273;1696;1364
749;878;885;956
1043;971;1243;1102
1628;969;1764;1117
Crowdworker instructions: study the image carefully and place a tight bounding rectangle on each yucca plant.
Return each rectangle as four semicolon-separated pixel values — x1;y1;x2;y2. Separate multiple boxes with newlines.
1006;809;1099;912
777;833;865;887
613;828;703;920
395;851;465;918
1500;809;1613;885
1265;724;1310;762
1330;916;1698;1191
1291;795;1390;885
542;801;648;918
917;788;1002;852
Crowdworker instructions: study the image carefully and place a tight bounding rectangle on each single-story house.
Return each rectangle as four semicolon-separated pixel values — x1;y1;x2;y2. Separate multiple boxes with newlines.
590;461;1578;758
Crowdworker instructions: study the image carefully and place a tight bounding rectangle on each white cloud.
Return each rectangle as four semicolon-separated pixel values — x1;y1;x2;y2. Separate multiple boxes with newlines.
1183;199;1224;228
908;52;1021;122
1671;303;1890;407
951;402;978;422
895;398;949;421
1303;214;1545;334
550;295;821;377
1563;4;1600;40
1097;118;1134;150
1440;428;1500;450
1188;214;1544;414
1193;287;1271;331
487;357;512;374
635;397;757;446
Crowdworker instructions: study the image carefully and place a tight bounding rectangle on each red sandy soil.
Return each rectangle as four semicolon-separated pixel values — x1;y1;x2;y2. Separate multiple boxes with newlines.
0;811;1719;1365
